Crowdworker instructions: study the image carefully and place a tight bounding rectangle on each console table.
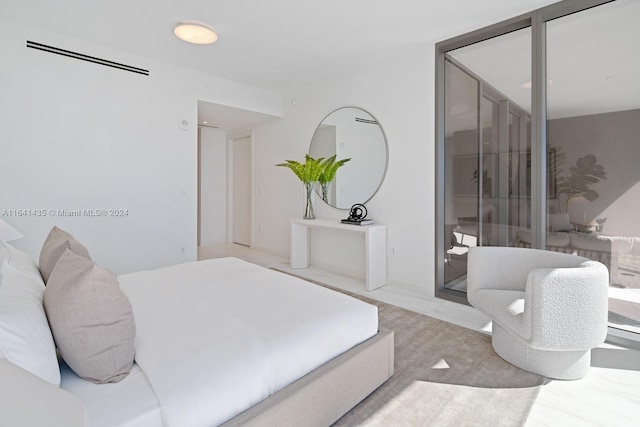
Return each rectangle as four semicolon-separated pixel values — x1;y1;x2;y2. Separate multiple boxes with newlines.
290;218;387;290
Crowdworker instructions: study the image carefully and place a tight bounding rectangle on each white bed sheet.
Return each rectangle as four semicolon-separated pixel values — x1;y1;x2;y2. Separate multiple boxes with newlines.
60;361;163;427
118;257;378;427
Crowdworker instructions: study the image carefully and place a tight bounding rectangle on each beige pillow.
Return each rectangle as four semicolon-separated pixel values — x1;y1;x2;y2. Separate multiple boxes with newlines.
516;229;571;247
570;232;612;252
39;226;91;283
44;249;135;384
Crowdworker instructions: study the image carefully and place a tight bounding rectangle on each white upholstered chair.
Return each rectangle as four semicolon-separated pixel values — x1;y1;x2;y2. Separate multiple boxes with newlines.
467;246;609;380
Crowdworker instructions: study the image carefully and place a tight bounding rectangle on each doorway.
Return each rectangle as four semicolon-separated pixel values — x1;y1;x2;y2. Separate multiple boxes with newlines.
198;126;228;247
197;100;279;251
232;136;252;246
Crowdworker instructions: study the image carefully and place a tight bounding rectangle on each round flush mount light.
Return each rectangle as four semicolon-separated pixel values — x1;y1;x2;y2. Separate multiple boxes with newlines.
174;22;218;45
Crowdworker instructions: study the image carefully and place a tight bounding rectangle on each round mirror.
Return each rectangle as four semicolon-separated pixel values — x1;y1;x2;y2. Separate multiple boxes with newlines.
308;107;388;209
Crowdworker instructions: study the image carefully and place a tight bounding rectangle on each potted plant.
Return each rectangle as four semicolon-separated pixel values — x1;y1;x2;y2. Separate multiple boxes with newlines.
276;155;326;219
556;154;607;231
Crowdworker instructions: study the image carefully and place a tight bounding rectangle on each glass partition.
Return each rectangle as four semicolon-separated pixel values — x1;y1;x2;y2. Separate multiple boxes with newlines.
437;0;640;339
547;0;640;335
443;60;479;289
442;28;532;294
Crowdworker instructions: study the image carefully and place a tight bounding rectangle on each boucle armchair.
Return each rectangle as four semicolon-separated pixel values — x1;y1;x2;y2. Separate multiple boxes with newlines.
467;246;609;380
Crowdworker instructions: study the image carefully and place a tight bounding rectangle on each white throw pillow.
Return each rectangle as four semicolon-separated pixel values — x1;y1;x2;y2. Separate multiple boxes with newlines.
0;240;10;262
0;218;23;242
3;242;44;281
0;260;61;386
0;241;10;282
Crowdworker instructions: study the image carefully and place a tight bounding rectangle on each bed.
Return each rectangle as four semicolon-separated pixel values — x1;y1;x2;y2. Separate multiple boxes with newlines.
0;229;394;427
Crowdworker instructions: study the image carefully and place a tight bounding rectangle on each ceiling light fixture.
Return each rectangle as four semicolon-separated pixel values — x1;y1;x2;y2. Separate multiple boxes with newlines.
174;22;218;45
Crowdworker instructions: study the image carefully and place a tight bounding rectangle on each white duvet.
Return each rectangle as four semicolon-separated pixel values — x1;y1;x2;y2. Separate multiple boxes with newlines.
118;257;378;427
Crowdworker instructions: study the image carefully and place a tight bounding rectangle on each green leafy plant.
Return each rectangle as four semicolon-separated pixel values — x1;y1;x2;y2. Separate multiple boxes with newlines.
318;155;351;185
276;154;326;183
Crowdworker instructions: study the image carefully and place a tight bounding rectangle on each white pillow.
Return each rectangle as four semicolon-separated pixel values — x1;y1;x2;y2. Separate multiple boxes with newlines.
0;260;61;386
0;218;23;242
0;240;9;261
2;241;43;281
0;241;10;282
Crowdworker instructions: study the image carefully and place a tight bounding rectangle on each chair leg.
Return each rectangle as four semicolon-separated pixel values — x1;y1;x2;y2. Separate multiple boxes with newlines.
492;323;592;380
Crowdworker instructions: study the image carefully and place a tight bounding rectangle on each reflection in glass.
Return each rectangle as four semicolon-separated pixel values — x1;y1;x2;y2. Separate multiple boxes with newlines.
443;28;532;293
437;0;640;340
308;107;388;209
547;0;640;335
444;60;479;289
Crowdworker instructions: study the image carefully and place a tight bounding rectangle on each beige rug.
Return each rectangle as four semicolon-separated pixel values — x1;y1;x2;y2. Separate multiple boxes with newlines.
274;270;545;426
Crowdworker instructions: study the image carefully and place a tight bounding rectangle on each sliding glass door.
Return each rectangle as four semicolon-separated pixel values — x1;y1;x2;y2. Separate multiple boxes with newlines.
546;0;640;336
436;0;640;339
441;28;532;297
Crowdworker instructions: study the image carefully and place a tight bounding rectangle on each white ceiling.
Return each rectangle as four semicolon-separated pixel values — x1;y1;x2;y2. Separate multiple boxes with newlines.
0;0;560;93
450;0;640;121
5;0;635;132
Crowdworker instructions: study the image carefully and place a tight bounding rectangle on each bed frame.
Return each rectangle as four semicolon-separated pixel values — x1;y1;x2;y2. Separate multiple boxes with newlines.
222;327;394;427
0;327;393;427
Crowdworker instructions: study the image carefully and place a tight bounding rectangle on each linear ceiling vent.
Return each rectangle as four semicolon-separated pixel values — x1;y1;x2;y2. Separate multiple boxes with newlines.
26;40;149;76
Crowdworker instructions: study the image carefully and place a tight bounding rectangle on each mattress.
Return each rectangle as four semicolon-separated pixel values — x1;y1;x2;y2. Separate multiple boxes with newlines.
62;257;378;427
60;362;163;427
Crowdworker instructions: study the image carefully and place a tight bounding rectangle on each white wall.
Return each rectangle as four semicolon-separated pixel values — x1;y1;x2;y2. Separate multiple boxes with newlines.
199;127;228;246
0;19;281;274
252;48;436;294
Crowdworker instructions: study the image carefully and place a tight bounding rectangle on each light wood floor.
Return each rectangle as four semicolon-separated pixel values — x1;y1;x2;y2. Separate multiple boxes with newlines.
199;244;640;427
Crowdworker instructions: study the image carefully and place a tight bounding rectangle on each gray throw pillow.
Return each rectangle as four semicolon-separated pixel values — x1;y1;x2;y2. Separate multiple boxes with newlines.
39;226;91;283
44;249;135;384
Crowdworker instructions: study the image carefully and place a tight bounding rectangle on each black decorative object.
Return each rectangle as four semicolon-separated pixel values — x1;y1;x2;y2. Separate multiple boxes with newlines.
349;204;367;220
341;204;373;225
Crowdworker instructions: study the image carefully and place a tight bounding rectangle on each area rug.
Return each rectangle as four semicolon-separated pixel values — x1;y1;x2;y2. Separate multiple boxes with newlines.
273;269;546;426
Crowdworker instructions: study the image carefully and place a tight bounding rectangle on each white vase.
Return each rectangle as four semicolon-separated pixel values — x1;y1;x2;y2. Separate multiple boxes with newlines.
567;196;597;226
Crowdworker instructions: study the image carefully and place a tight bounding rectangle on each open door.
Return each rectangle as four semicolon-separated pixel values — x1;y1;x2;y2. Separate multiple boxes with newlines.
232;136;251;246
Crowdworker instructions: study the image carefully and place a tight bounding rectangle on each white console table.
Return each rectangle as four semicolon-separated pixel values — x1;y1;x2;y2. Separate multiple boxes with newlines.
290;218;387;291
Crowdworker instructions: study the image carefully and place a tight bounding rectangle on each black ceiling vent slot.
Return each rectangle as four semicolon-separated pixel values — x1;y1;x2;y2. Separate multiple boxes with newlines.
26;40;149;76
